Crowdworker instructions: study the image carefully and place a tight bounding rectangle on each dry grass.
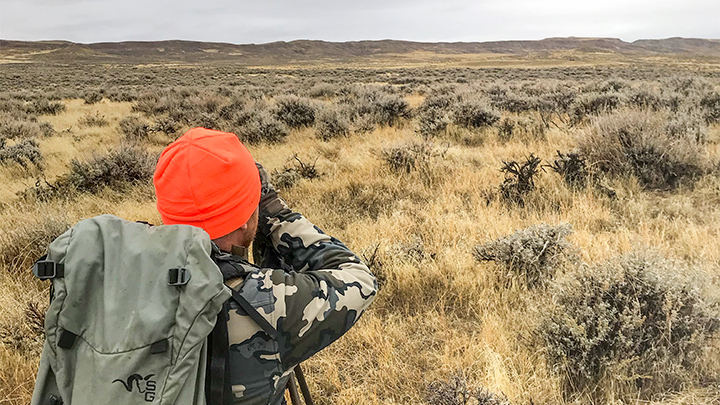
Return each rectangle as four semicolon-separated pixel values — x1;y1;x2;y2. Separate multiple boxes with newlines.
1;79;720;405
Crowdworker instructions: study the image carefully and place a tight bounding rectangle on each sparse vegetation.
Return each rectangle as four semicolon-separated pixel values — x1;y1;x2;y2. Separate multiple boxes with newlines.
1;57;720;405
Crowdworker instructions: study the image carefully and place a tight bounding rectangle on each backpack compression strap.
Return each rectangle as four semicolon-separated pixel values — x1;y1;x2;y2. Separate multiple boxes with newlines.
207;304;232;405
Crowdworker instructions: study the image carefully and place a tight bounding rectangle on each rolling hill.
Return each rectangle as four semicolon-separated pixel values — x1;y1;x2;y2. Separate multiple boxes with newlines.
1;37;720;65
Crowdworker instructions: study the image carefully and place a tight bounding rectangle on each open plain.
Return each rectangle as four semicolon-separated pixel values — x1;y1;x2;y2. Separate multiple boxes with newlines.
1;38;720;404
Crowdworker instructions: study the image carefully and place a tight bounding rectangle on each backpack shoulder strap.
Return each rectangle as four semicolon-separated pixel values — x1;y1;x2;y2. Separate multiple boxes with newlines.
211;246;279;340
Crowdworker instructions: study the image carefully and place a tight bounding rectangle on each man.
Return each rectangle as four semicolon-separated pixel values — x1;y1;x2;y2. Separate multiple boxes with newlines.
153;127;377;404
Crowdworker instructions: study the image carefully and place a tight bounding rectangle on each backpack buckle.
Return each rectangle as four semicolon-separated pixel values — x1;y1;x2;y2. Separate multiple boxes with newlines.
168;268;191;286
33;260;64;280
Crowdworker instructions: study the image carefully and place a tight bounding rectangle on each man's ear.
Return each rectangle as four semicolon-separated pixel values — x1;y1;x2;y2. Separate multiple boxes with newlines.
238;222;248;230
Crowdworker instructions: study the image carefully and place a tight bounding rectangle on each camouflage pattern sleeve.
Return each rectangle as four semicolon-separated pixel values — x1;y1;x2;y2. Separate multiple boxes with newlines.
223;164;376;403
252;201;378;369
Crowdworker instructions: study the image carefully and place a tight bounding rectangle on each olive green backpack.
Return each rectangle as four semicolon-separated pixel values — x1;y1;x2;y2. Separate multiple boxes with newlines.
30;215;276;405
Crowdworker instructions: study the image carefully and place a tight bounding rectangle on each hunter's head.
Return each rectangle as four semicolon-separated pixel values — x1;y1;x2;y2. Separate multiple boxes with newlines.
153;127;260;251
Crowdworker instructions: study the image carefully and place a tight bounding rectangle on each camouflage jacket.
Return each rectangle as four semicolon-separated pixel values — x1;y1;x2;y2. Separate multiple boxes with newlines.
218;197;377;405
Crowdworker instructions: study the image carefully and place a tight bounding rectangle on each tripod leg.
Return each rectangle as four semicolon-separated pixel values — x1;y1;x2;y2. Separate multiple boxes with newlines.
295;365;314;405
287;371;302;405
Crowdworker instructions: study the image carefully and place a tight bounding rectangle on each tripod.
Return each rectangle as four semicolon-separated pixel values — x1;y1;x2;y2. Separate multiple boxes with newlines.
287;365;314;405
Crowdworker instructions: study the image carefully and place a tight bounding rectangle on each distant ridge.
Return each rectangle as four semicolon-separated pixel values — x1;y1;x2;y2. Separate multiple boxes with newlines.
2;37;720;64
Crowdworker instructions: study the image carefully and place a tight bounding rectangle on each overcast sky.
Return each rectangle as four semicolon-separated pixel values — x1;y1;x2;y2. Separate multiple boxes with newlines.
1;0;718;44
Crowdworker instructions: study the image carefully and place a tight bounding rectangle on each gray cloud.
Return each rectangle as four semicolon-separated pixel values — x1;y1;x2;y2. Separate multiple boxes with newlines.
1;0;718;43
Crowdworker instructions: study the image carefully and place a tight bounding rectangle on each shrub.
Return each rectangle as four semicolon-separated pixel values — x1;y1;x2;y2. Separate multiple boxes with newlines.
427;374;510;405
700;92;720;123
0;139;43;170
307;83;340;98
315;108;349;141
78;111;109;127
0;118;53;139
273;95;316;128
119;115;151;142
546;150;588;190
66;146;156;193
570;92;621;125
236;111;289;144
498;154;542;206
626;86;662;110
453;100;500;129
30;99;65;115
538;252;720;401
382;142;434;174
474;223;574;288
153;117;180;134
497;118;514;143
271;170;301;190
373;94;410;126
578;110;710;190
83;91;103;104
417;106;450;138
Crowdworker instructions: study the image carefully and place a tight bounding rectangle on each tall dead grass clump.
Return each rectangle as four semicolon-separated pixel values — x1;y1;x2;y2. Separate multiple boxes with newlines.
78;111;109;128
578;110;711;191
382;141;448;188
0;215;70;271
538;251;720;403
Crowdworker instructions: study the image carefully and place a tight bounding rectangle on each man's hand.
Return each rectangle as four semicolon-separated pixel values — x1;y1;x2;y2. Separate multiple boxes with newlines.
254;162;290;269
256;162;285;216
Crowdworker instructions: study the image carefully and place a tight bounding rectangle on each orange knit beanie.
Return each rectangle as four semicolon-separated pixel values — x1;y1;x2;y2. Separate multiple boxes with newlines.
153;127;261;240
